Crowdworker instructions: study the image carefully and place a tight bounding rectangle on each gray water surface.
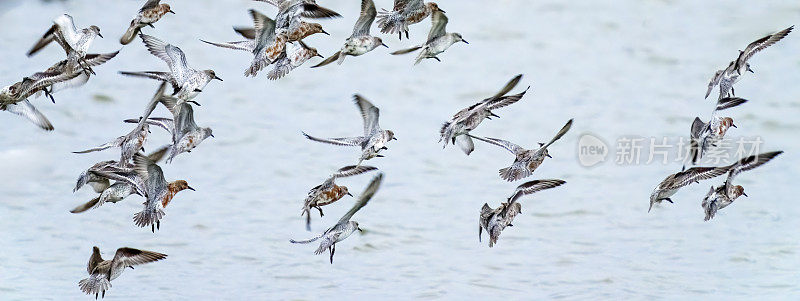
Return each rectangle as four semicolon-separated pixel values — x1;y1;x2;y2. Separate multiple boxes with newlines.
0;0;798;299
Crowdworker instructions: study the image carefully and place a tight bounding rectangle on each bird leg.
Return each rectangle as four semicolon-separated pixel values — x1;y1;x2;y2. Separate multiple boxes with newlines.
316;207;324;217
664;198;673;204
329;244;336;264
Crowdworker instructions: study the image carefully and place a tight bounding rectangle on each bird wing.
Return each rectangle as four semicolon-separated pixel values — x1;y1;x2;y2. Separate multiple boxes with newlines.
140;0;161;12
352;0;377;38
353;94;380;134
486;87;529;111
704;69;724;99
485;74;523;101
468;135;523;155
426;10;448;44
302;132;365;147
509;179;566;203
542;119;573;149
660;166;729;190
723;151;783;194
84;51;120;67
200;39;254;52
690;117;706;139
110;247;167;273
299;2;341;19
736;26;793;69
337;173;383;225
333;165;378;178
87;247;103;274
233;27;257;40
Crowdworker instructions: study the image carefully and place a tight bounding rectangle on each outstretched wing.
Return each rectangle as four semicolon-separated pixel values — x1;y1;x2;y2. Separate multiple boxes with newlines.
724;151;783;193
5;99;54;131
660;166;728;190
736;26;793;69
302;132;365;147
704;69;724;99
352;0;377;38
468;135;523;154
543;119;573;149
109;247;167;275
353;94;380;134
337;173;383;225
509;179;566;203
426;10;448;43
332;165;378;178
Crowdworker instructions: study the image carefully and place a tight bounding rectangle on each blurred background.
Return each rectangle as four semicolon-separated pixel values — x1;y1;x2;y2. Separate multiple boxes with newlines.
0;0;798;299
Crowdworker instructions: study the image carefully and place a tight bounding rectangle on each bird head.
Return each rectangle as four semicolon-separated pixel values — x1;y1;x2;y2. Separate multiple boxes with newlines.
205;70;223;81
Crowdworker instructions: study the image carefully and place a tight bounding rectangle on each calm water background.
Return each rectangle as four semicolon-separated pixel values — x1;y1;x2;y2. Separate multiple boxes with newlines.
0;0;798;299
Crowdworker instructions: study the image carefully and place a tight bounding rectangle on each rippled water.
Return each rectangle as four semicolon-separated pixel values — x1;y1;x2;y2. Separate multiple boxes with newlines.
1;0;799;299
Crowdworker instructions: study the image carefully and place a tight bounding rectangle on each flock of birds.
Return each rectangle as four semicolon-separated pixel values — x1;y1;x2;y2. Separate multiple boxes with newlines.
0;0;793;298
0;0;470;298
648;26;792;220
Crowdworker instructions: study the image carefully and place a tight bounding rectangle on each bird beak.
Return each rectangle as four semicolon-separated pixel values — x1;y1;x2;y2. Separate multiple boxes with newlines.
439;8;446;13
462;39;469;44
347;192;353;197
98;33;104;38
376;155;385;157
381;43;389;48
187;186;196;191
747;67;754;73
214;76;223;81
321;29;329;35
489;112;500;118
392;137;397;141
210;133;215;138
316;53;324;58
546;154;552;158
731;123;737;128
357;227;363;233
169;10;176;14
742;192;748;197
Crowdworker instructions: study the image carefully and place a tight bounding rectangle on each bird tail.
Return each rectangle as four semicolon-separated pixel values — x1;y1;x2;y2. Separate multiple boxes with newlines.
70;196;101;214
498;166;522;182
455;135;475;155
78;275;111;297
312;51;341;68
120;22;141;45
133;207;165;232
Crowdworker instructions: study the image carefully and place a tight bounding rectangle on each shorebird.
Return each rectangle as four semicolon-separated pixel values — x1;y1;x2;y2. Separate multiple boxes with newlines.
479;179;565;247
705;26;793;100
702;151;782;221
649;166;730;212
440;74;528;155
71;147;169;214
201;9;288;77
377;0;442;40
120;0;175;45
96;152;194;232
301;165;378;230
73;83;166;166
390;9;466;64
302;94;396;165
291;173;383;264
78;246;167;299
120;34;222;103
28;14;103;74
688;97;748;166
267;40;323;80
312;0;388;68
470;119;573;182
125;95;213;163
